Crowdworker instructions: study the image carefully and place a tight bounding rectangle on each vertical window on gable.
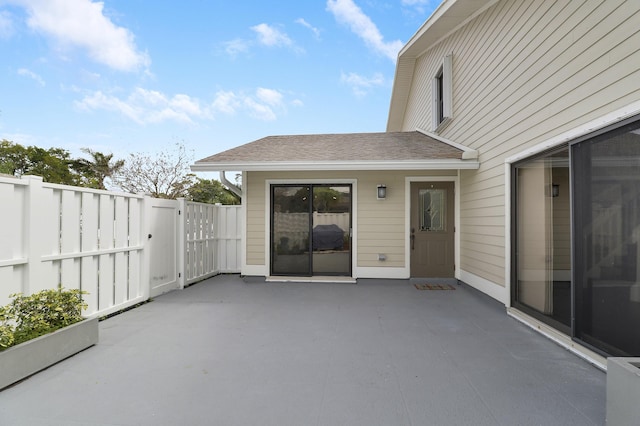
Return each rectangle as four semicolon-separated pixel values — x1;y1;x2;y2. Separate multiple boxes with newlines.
432;54;453;131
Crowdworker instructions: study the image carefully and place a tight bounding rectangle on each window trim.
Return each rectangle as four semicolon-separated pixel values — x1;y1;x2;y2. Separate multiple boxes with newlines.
432;54;453;132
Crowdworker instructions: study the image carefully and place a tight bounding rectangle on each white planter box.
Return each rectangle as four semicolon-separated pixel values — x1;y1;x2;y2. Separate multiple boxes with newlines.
0;318;99;390
606;357;640;425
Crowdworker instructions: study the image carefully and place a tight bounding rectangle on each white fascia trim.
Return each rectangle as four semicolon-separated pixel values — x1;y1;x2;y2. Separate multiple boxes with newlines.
192;159;479;172
399;0;454;56
400;0;498;59
505;100;640;164
415;128;479;160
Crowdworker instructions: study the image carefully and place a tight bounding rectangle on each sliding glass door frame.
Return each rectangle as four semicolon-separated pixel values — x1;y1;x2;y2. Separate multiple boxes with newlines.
270;182;353;277
511;114;640;357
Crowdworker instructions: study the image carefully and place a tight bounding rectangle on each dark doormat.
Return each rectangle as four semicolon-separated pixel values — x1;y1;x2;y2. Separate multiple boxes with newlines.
414;284;456;290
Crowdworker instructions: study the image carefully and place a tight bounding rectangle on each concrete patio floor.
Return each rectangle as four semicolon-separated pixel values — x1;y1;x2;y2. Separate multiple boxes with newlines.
0;275;605;425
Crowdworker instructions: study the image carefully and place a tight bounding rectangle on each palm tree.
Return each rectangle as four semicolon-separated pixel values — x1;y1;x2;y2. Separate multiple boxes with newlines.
75;148;125;190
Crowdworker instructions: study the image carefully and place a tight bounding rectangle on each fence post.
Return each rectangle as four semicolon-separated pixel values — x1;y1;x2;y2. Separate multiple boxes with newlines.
23;175;48;295
177;198;186;289
140;194;151;301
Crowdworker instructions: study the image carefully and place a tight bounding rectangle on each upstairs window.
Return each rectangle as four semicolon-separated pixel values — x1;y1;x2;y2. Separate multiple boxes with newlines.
433;54;453;131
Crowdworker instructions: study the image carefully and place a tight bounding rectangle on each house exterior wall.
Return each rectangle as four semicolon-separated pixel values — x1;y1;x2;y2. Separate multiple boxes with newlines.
243;169;457;277
395;0;640;298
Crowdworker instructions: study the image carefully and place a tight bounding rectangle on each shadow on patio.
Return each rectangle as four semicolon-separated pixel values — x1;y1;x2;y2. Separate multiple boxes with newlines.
0;275;605;425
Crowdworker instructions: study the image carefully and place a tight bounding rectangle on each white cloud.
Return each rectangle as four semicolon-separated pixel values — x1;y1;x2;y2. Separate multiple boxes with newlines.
79;69;101;82
251;23;293;48
256;87;283;106
295;18;321;39
212;90;241;114
401;0;436;15
10;0;149;72
75;91;143;123
222;22;303;57
214;87;286;121
244;97;277;121
76;87;292;124
0;132;37;146
326;0;403;62
222;38;250;57
76;89;209;125
17;67;45;86
340;71;385;96
0;10;14;39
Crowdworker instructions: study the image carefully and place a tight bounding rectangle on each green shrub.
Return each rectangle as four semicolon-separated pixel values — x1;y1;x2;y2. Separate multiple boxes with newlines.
0;286;88;351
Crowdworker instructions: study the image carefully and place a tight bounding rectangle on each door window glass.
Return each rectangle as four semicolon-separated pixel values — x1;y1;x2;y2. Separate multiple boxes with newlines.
419;189;446;231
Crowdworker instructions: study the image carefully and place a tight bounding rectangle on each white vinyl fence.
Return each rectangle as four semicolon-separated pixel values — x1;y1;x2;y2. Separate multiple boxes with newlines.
0;175;241;318
182;201;241;286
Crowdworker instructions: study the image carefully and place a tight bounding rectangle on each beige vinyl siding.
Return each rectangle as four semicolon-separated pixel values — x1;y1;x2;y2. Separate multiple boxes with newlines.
354;170;406;268
244;170;455;270
399;0;640;287
245;172;266;265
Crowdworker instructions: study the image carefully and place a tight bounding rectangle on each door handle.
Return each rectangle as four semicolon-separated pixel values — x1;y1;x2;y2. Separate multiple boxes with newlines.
410;228;415;250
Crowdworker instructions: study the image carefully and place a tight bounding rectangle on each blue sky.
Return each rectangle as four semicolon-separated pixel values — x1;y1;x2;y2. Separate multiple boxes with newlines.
0;0;437;168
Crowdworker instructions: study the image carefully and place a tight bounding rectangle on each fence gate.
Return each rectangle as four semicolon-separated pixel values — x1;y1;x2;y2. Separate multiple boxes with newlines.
147;198;179;297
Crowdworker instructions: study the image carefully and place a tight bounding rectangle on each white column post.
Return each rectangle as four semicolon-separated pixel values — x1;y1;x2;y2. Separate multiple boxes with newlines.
23;175;47;295
177;198;186;289
140;194;151;301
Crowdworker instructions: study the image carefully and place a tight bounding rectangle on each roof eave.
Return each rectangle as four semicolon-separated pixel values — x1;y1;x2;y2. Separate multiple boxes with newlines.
388;0;497;132
191;159;480;172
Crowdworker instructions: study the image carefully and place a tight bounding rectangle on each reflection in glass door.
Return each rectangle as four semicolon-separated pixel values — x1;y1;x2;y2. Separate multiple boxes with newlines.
271;184;351;276
513;148;571;332
312;186;351;275
272;186;311;275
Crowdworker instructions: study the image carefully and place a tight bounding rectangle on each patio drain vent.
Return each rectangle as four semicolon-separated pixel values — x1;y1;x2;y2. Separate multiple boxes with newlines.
414;284;456;290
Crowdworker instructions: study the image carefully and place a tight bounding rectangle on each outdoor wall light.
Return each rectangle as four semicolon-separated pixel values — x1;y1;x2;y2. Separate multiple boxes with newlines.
552;184;559;198
377;184;387;200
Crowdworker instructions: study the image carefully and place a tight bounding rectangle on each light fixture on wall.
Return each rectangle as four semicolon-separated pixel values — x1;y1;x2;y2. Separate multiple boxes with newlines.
552;184;559;198
377;184;387;200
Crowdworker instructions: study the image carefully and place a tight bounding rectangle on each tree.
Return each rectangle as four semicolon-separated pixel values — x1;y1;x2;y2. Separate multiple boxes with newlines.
111;142;195;199
72;148;125;190
0;140;84;185
187;178;240;205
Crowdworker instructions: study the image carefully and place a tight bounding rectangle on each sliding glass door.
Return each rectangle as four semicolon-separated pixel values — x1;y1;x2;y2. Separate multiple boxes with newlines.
512;116;640;356
272;186;310;275
513;148;571;332
573;123;640;356
271;184;351;276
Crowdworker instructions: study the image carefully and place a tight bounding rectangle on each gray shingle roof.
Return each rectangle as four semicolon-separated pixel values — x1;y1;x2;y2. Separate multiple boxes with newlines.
195;131;466;163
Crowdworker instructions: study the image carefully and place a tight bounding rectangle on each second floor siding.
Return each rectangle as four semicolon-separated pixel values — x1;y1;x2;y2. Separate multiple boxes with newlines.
399;0;640;286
